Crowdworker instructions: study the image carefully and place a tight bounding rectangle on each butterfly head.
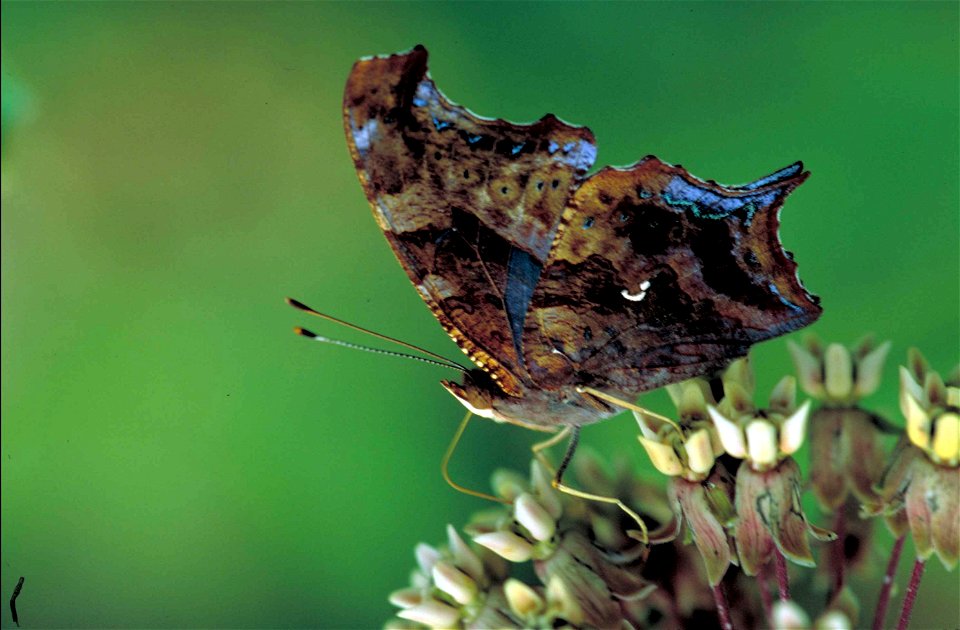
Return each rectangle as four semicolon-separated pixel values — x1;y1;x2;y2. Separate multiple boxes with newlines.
441;371;500;422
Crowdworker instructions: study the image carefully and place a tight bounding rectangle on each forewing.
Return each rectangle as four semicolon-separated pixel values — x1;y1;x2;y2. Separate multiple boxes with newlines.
523;157;821;393
344;46;597;394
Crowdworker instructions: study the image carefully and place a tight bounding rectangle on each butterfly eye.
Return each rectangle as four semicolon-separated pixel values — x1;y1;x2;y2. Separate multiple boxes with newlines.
536;181;544;191
582;217;595;229
551;179;561;189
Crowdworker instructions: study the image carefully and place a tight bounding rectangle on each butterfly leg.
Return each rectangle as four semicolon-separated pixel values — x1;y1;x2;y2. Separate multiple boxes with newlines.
441;410;511;505
576;386;680;429
533;425;650;543
530;426;571;476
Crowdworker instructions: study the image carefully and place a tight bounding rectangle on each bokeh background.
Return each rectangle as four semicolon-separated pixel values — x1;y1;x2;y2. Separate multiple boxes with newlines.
2;2;957;628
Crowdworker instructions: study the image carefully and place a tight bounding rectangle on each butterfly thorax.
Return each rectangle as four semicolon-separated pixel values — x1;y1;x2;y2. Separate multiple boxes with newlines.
442;369;620;430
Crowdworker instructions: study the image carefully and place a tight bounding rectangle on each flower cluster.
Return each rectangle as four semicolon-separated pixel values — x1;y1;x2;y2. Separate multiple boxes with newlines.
387;343;958;629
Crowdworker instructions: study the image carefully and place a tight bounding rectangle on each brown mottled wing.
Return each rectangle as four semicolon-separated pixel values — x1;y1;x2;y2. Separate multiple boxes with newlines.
344;45;596;395
523;157;821;394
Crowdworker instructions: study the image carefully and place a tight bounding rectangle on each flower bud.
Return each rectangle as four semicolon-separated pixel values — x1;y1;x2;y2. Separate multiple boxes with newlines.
415;543;441;576
491;468;528;501
445;525;484;584
514;493;556;542
388;588;422;609
503;578;543;617
545;576;584;626
815;610;852;630
432;560;478;605
396;598;460;628
473;531;534;562
530;459;563;520
772;600;811;629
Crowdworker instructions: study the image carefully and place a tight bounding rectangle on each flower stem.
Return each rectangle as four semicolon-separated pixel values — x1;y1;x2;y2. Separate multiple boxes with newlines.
756;562;774;626
711;583;734;630
774;549;790;601
830;508;847;595
895;558;926;630
872;535;905;630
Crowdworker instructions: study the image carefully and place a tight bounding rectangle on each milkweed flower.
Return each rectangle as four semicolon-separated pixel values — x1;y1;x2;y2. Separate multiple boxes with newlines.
387;524;514;629
788;337;892;511
708;373;834;574
385;345;956;629
867;351;959;570
635;379;736;586
471;460;653;628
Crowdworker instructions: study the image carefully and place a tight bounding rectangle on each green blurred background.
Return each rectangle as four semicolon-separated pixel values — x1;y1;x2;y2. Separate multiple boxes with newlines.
2;2;957;628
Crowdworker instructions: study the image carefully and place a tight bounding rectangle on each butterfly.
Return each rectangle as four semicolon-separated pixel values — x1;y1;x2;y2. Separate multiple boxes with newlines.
338;45;821;432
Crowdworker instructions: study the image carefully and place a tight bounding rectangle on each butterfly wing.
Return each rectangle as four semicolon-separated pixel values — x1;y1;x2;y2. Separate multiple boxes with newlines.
344;46;596;395
522;157;821;394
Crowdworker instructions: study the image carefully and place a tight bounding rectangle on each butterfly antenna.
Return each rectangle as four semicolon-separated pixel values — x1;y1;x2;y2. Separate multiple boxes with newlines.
286;297;468;373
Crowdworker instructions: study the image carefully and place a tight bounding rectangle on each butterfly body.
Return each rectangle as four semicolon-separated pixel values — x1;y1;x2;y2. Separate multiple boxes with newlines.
343;46;821;429
441;369;620;430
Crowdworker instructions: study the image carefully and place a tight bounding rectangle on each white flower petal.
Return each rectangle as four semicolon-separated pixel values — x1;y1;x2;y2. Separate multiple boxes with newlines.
854;340;890;399
708;406;747;458
769;375;797;414
632;410;662;440
789;340;825;399
746;419;778;468
780;400;811;456
638;436;684;476
903;392;931;450
899;366;926;419
683;428;716;476
824;343;854;401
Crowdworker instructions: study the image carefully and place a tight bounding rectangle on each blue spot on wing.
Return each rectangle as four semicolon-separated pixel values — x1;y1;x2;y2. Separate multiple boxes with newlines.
504;248;543;363
663;177;779;220
768;283;802;312
738;162;803;190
